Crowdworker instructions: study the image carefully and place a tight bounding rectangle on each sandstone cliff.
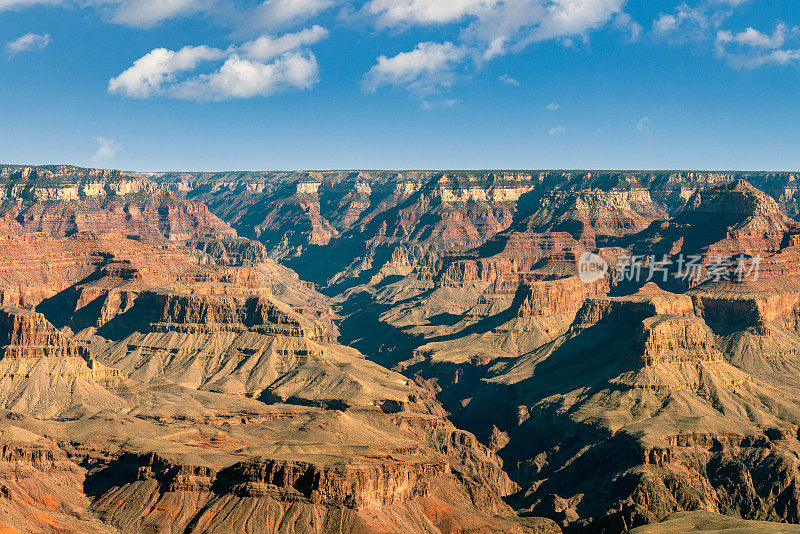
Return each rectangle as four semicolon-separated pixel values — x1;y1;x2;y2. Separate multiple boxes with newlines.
0;165;236;242
0;307;123;418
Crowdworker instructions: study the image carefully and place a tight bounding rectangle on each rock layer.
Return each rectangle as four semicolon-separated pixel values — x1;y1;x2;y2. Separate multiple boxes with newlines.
0;165;236;242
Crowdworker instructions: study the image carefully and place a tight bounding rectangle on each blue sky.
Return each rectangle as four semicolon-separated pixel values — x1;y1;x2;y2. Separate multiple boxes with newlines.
1;0;799;171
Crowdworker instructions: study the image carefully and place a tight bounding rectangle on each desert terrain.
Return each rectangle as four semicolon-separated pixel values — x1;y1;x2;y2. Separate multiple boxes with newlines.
4;165;800;532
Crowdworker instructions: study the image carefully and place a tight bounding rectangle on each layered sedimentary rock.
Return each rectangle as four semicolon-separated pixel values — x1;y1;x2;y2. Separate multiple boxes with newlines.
187;236;269;266
0;432;115;533
0;165;236;242
0;380;534;534
517;277;608;318
680;180;792;245
0;180;537;533
88;290;430;412
14;165;800;532
631;511;800;533
0;324;531;531
0;307;122;418
473;305;800;530
0;307;89;359
0;230;414;410
689;278;800;330
153;170;800;291
157;171;543;290
79;413;532;534
624;180;800;291
636;315;722;365
0;231;109;308
2;227;333;344
155;172;800;532
575;283;695;327
514;188;666;248
442;184;800;531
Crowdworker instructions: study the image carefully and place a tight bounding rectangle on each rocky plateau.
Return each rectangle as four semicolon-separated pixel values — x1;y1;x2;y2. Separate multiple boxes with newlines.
5;165;800;532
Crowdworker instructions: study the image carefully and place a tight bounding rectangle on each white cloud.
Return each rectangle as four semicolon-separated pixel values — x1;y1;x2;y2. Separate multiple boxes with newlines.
365;0;497;27
652;2;799;70
234;0;336;33
363;1;629;98
91;137;121;165
0;0;59;11
109;26;326;101
421;97;461;110
93;0;208;28
462;0;625;58
364;0;625;61
526;0;624;44
498;74;519;86
546;102;559;110
653;13;677;34
716;46;800;69
549;125;566;136
1;0;208;28
6;32;51;55
763;48;800;65
717;24;792;49
728;48;800;68
636;116;650;132
614;11;641;42
363;41;467;95
109;45;226;98
171;52;319;100
652;4;717;41
715;23;800;69
9;0;337;33
240;25;328;61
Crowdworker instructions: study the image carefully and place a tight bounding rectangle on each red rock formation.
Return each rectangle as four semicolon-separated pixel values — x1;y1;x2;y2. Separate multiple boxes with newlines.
0;307;88;359
519;188;666;247
0;307;123;417
517;277;608;318
689;278;800;330
0;439;112;533
147;292;301;329
142;170;800;533
187;237;269;266
16;166;800;532
0;166;236;242
636;315;722;366
77;401;535;534
225;455;446;508
575;283;694;327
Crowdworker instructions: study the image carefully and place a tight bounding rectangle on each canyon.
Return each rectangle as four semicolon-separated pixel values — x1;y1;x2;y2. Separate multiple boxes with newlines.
4;165;800;532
